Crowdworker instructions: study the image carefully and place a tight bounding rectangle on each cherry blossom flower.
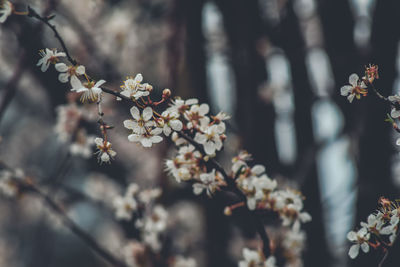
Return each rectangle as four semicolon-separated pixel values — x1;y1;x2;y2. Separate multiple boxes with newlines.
69;130;95;158
169;98;199;115
194;124;224;155
0;0;12;23
55;63;85;84
184;103;211;129
36;48;66;72
94;137;116;163
347;227;370;259
113;183;139;221
340;73;367;103
124;106;163;147
119;74;151;100
159;110;183;136
192;169;220;197
71;78;105;103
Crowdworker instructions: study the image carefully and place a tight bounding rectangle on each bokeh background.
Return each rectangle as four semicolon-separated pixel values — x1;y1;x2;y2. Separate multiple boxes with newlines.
1;0;400;266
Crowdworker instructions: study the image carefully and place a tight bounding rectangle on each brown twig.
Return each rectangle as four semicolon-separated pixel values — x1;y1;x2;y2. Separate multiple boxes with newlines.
27;6;77;66
19;181;128;267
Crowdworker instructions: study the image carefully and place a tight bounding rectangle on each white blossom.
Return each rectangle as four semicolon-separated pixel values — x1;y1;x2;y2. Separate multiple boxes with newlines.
94;137;117;163
55;63;85;84
71;79;105;103
119;74;151;100
347;227;370;259
0;169;23;197
340;73;367;103
0;0;12;23
159;110;183;136
194;124;224;155
124;106;163;147
36;48;66;72
192;169;219;197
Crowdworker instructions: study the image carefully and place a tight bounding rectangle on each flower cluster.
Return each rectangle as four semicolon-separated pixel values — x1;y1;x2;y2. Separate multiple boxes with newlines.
233;152;311;227
347;197;399;259
37;48;104;103
238;248;276;267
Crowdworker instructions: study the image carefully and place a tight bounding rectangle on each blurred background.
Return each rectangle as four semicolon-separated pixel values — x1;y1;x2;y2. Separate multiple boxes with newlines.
1;0;400;266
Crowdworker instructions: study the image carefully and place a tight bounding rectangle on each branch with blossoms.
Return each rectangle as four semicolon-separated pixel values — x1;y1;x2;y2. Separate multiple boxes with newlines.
0;2;312;267
341;65;400;265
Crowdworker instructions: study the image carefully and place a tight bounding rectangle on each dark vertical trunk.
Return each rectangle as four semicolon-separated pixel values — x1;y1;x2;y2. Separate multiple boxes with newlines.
277;2;331;266
215;0;279;175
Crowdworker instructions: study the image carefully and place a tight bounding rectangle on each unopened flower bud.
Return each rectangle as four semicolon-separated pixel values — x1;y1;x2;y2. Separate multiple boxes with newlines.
224;207;232;216
162;88;171;98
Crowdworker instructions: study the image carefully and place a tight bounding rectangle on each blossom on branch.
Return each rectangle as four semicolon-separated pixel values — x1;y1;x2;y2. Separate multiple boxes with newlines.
36;48;66;72
340;73;367;103
55;63;85;84
94;137;116;163
238;248;276;267
119;74;151;100
71;78;105;103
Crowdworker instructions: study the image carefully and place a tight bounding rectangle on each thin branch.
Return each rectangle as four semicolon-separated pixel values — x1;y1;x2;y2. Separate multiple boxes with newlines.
19;181;128;267
27;6;77;65
177;132;271;257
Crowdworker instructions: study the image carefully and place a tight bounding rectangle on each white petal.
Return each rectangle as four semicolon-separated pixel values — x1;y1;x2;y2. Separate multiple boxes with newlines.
141;138;153;147
55;63;68;72
194;133;207;144
247;198;256;210
71;76;83;89
130;106;140;120
341;85;353;96
348;94;355;103
391;108;400;119
59;73;69;83
128;134;140;142
76;65;85;75
135;73;143;83
192;184;204;195
186;98;198;105
199;103;210;115
142;107;153;121
204;141;216;155
94;138;103;146
170;120;183;131
123;120;135;129
349;244;360;259
95;79;106;87
101;153;110;162
361;242;369;253
251;165;265;175
151;135;163;144
349;73;359;86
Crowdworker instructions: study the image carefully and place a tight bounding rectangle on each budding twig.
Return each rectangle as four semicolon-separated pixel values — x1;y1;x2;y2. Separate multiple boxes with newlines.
27;6;77;66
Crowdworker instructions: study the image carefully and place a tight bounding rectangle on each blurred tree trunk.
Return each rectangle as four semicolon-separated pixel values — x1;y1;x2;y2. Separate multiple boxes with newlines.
277;2;331;266
215;0;279;175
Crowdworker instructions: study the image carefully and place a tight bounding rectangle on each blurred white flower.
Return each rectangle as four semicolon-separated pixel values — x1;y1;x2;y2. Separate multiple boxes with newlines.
0;1;12;23
94;137;116;163
192;169;219;197
238;248;276;267
172;256;197;267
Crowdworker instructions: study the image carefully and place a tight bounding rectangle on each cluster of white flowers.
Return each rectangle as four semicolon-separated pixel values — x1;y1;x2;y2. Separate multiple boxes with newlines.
232;152;311;227
37;48;105;103
281;221;307;266
238;248;276;267
0;0;12;23
347;198;400;259
113;183;140;221
137;204;168;251
0;168;24;197
119;74;151;100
